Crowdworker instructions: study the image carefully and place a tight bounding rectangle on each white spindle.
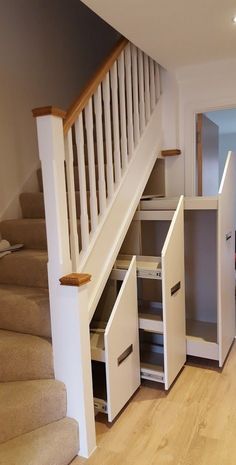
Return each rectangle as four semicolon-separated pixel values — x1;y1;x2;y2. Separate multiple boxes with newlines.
149;59;155;112
144;55;151;121
125;44;134;158
111;62;121;183
75;114;90;251
64;129;80;270
85;101;99;231
155;62;161;101
138;49;145;134
102;73;114;198
94;86;107;215
118;51;128;170
131;45;140;147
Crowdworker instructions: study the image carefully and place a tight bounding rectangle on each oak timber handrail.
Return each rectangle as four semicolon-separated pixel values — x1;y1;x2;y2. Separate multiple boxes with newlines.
64;37;128;134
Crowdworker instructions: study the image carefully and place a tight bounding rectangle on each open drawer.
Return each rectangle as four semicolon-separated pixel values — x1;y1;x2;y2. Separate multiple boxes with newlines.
90;256;140;422
116;196;186;390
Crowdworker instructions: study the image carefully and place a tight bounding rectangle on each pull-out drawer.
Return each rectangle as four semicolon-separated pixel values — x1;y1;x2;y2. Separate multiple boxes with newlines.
115;196;186;390
90;256;140;422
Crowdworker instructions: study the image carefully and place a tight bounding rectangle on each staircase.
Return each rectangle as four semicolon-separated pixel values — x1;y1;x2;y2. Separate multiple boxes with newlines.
0;37;163;459
0;185;79;464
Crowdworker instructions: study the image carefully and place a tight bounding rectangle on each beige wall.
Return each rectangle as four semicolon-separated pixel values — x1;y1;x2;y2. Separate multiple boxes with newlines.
0;0;119;219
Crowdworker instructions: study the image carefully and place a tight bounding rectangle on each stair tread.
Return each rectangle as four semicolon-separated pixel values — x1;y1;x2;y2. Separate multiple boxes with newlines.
0;284;50;337
0;329;53;381
0;379;66;444
0;250;48;288
0;418;79;465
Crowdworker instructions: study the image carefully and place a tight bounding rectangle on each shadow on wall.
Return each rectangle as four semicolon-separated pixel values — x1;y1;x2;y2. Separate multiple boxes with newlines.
0;0;120;220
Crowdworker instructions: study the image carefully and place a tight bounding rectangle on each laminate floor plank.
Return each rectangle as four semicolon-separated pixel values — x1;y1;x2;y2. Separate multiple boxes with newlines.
76;342;236;465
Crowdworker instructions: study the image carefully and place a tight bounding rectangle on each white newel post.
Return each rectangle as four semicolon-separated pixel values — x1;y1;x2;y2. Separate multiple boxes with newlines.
33;108;96;458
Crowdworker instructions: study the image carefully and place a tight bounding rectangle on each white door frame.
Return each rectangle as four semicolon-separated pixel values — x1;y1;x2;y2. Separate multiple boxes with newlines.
182;98;236;196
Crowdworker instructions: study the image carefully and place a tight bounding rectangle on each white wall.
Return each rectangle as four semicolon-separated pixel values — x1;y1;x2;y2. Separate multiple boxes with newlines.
176;58;236;195
219;133;236;181
160;68;184;197
0;0;119;220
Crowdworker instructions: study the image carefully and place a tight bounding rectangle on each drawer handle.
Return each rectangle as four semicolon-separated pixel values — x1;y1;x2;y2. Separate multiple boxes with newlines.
117;344;133;366
171;281;181;296
226;232;232;241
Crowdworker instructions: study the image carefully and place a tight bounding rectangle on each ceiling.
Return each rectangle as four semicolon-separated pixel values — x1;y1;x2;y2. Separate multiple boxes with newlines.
205;109;236;134
81;0;236;70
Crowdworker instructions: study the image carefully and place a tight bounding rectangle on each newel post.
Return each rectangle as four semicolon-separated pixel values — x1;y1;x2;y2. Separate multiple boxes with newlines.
32;107;96;458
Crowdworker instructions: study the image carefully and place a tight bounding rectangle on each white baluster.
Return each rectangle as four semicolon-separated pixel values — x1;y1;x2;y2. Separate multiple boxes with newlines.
155;62;161;101
111;61;121;184
75;114;90;251
138;49;145;134
149;59;155;112
94;86;107;215
102;73;114;199
85;101;99;231
64;129;80;270
125;44;134;158
131;45;140;147
144;54;151;121
118;51;128;170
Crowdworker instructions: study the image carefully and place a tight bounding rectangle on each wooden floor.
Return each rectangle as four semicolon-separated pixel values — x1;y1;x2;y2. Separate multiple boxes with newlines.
76;342;236;465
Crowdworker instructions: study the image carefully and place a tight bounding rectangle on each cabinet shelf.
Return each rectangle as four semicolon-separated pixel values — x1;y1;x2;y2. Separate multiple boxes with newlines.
140;350;165;383
139;301;163;333
186;319;218;360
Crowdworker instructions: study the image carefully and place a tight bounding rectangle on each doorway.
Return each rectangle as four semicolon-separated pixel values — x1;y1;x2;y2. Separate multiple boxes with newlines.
196;108;236;196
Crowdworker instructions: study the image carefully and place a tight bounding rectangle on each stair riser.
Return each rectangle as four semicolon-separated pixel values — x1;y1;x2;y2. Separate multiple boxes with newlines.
20;192;99;220
0;220;47;250
0;330;53;382
0;380;66;443
0;252;48;288
0;418;79;465
0;286;51;338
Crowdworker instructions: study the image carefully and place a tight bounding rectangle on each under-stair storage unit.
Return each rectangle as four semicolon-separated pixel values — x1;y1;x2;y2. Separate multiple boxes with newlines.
117;196;186;390
184;152;235;367
90;256;140;422
140;152;235;368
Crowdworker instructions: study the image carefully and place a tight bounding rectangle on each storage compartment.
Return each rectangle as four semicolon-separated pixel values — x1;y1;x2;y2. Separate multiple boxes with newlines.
90;256;140;422
140;330;165;383
184;209;219;359
117;196;186;390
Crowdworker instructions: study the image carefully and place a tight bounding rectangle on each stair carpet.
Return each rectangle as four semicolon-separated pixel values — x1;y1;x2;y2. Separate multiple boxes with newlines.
0;169;80;465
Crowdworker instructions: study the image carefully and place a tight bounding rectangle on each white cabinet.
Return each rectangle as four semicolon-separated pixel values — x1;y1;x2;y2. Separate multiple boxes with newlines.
140;152;235;368
118;196;186;389
185;152;235;367
90;256;140;422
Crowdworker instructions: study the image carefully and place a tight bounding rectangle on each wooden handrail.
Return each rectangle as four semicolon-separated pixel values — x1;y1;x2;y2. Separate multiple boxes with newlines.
63;37;128;134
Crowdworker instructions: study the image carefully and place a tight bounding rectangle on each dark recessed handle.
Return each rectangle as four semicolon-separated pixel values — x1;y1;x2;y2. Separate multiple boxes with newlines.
171;281;181;296
226;232;232;241
117;344;133;366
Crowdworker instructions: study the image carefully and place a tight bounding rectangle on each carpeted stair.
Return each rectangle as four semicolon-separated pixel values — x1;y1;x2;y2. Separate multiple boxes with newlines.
0;169;80;464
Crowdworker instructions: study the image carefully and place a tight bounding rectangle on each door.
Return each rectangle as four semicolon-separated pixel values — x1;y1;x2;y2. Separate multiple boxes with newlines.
218;151;235;366
196;113;219;196
105;256;140;422
162;196;186;389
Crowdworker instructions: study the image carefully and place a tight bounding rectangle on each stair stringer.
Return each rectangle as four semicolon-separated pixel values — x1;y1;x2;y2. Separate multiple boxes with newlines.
80;102;163;320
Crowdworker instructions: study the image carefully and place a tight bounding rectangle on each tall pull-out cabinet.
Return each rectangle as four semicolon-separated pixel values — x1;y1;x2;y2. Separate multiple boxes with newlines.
141;152;235;367
118;196;186;389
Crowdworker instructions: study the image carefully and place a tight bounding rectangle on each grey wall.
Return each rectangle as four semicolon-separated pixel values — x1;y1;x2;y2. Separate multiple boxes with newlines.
0;0;119;219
